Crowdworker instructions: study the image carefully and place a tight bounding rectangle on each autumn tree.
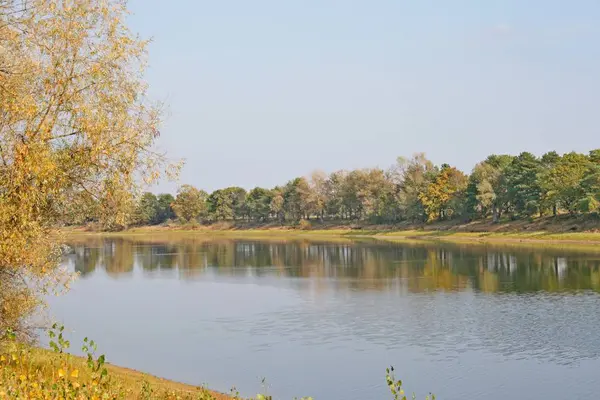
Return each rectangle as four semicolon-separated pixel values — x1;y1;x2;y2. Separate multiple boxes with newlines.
351;168;397;222
324;171;347;219
0;0;177;338
172;185;207;222
283;177;313;221
419;165;468;221
270;187;285;223
395;153;438;222
309;170;329;221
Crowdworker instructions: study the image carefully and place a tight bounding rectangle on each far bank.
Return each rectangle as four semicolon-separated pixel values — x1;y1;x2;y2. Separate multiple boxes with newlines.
61;215;600;250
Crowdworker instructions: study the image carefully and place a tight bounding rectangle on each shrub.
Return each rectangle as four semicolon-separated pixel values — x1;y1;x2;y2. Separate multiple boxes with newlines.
298;219;312;230
211;221;233;230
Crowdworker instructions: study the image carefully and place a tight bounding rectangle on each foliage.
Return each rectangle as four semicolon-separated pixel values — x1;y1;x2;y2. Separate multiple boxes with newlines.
419;165;467;221
172;185;207;223
465;155;513;221
505;152;543;217
538;152;590;215
0;326;218;399
309;171;329;221
135;193;160;225
385;366;434;400
394;153;438;222
579;195;600;214
73;149;600;230
298;219;312;230
270;189;285;224
156;194;177;224
0;0;178;338
206;187;246;221
246;188;274;222
227;187;248;221
283;178;312;222
206;190;232;221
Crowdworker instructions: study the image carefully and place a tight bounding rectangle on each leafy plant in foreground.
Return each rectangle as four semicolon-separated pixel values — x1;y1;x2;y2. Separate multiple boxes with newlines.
2;326;433;399
386;366;435;400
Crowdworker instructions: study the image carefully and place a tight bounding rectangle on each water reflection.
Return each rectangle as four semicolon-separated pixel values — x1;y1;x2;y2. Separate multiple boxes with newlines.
56;237;600;399
67;237;600;293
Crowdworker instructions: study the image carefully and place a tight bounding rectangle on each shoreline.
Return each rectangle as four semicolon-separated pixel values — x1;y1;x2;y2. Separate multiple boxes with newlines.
61;225;600;251
26;348;234;399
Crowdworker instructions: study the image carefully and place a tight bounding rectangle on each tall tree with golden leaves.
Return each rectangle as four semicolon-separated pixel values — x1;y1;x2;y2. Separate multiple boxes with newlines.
0;0;179;338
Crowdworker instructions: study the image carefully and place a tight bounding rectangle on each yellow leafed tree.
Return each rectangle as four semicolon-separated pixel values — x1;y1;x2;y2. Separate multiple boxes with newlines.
0;0;179;338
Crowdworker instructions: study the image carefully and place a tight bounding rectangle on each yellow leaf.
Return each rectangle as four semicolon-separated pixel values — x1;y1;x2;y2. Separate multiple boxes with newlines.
0;355;5;361
58;368;65;378
71;369;79;378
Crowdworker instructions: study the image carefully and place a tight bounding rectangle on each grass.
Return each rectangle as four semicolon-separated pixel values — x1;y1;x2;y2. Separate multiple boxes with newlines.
1;348;230;399
1;325;433;400
61;222;600;252
0;326;232;400
64;225;600;240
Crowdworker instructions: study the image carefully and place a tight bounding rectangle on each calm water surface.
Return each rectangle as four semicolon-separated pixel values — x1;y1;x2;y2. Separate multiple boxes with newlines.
48;237;600;399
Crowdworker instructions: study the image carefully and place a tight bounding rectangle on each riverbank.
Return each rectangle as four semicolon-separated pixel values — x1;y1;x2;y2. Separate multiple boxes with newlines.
0;346;232;399
62;215;600;249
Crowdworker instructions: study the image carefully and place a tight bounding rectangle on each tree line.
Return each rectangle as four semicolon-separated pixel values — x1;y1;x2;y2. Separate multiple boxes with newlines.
129;150;600;227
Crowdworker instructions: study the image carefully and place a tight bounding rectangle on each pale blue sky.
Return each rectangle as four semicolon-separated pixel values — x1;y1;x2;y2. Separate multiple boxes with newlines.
128;0;600;193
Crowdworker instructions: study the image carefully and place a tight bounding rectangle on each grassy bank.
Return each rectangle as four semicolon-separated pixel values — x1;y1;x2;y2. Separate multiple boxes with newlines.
66;225;600;242
62;214;600;249
1;327;425;400
0;338;233;400
4;348;232;399
0;348;422;400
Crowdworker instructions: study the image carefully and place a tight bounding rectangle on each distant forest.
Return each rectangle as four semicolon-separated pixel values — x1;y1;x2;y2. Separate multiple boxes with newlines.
77;150;600;229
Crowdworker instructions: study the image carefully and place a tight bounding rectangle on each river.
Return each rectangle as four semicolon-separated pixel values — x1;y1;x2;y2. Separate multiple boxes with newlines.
47;236;600;399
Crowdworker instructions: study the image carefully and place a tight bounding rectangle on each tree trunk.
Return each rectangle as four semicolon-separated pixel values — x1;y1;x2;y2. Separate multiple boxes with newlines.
492;207;499;224
553;204;557;217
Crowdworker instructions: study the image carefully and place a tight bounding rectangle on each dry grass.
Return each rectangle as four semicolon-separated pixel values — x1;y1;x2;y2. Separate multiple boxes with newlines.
0;341;232;399
61;215;600;251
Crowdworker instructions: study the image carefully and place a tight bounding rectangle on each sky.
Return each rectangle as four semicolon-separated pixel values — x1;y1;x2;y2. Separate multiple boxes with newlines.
128;0;600;193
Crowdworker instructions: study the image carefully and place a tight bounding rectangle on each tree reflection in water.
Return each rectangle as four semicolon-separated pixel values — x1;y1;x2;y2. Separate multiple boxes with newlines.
66;237;600;294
